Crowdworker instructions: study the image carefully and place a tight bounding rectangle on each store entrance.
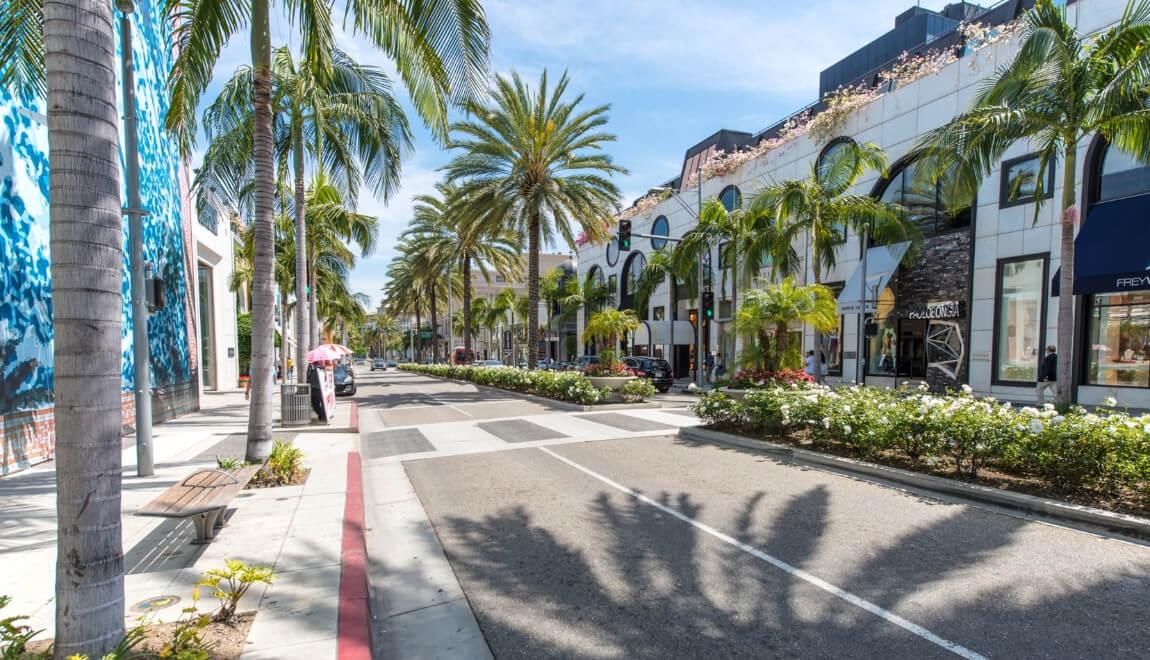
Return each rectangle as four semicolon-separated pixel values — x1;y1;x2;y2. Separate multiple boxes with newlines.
897;319;927;378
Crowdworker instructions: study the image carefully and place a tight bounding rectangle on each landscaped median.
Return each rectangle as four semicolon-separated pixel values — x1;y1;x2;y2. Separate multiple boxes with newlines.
689;383;1150;518
399;363;657;405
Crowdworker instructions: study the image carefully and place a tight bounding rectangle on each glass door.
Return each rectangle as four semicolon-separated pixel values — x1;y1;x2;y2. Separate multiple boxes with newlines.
197;264;216;390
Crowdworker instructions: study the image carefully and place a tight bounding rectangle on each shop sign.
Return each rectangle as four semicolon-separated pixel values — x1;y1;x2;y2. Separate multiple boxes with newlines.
900;300;964;320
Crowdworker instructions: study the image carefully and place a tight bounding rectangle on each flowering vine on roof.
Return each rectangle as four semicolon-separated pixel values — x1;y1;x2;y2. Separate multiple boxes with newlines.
687;18;1023;187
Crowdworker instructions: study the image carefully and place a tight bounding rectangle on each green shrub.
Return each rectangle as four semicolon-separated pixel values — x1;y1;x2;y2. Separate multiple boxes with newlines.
216;456;242;470
400;364;606;405
254;440;305;487
1;595;41;659
620;378;657;402
691;383;1150;492
195;559;275;624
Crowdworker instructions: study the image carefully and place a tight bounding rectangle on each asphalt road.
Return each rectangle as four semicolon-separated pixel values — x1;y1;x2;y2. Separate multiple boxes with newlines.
357;368;1150;659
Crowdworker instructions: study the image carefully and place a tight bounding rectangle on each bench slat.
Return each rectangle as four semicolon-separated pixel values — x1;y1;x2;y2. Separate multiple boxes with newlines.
137;465;263;518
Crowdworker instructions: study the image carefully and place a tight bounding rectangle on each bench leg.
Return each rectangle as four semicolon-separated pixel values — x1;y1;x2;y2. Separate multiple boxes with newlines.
192;510;222;544
214;507;228;531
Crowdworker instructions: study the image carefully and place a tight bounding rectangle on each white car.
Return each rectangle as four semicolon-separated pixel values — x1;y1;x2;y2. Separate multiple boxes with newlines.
478;359;507;368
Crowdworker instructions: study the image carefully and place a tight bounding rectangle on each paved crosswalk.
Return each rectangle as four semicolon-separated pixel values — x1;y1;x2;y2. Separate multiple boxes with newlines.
362;407;700;463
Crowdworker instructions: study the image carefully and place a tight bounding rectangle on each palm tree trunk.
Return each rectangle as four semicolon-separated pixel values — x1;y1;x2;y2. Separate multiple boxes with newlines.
292;119;308;383
309;265;320;347
527;215;540;368
415;305;423;362
1056;141;1078;406
462;257;473;356
245;0;275;463
811;247;825;383
46;0;125;651
429;286;439;363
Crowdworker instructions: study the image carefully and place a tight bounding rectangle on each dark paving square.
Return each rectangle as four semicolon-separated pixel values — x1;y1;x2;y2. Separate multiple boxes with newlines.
477;419;568;443
576;412;678;433
364;428;435;459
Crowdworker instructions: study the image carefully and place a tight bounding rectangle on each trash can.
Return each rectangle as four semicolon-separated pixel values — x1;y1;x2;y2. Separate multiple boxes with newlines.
281;384;311;427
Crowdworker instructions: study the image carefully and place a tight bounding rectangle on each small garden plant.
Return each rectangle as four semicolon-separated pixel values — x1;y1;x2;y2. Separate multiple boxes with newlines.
620;378;657;403
253;440;305;487
195;559;275;625
582;309;641;377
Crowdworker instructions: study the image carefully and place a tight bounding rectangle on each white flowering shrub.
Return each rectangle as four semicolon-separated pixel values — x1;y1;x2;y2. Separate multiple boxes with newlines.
400;364;605;405
692;383;1150;493
620;378;657;403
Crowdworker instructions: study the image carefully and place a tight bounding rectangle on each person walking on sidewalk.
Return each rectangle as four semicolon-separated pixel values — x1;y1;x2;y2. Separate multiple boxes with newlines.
1036;345;1057;406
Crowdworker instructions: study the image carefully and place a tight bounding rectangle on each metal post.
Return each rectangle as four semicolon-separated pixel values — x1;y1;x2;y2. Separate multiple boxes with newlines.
855;229;869;385
119;0;153;477
695;162;706;389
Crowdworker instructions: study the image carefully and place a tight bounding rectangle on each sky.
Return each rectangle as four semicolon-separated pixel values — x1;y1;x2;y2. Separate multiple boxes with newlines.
193;0;933;308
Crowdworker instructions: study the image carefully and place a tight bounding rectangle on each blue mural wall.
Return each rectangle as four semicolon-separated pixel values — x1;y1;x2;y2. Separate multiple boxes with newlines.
1;1;194;431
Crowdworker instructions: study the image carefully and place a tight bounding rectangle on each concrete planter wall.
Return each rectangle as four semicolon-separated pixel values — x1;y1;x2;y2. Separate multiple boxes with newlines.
720;387;749;400
587;375;636;402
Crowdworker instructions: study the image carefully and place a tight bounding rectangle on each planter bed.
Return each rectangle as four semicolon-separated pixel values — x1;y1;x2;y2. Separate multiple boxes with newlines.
399;364;657;406
690;386;1150;520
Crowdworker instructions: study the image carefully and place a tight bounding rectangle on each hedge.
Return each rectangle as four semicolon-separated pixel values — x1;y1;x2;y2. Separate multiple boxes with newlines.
691;383;1150;496
400;363;609;405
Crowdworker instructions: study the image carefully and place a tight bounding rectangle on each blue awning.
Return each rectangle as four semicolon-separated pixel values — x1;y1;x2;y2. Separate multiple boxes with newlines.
1051;195;1150;296
837;242;911;313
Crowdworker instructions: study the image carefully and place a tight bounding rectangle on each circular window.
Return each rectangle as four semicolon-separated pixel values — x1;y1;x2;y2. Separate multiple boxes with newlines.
651;216;669;250
719;185;741;212
606;239;619;267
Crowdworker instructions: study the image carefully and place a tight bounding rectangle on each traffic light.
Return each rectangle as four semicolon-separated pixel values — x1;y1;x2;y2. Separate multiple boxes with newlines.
702;290;715;319
618;219;632;251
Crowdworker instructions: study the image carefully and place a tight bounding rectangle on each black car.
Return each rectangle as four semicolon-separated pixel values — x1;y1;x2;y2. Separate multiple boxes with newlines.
623;356;673;392
334;363;357;396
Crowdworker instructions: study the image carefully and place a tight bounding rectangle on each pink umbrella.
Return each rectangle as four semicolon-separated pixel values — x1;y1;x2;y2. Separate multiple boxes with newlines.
306;343;353;363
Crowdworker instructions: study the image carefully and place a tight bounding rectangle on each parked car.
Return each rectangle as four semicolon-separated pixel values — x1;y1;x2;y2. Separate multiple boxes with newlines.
371;358;387;371
574;355;600;372
386;359;397;368
334;363;357;396
478;359;506;368
623;356;673;392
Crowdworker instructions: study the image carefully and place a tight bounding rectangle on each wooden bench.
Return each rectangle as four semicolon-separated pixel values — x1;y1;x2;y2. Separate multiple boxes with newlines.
137;465;262;544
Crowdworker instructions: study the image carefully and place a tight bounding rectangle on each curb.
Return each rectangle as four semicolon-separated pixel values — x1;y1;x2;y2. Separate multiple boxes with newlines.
678;425;1150;539
338;450;371;660
400;370;665;412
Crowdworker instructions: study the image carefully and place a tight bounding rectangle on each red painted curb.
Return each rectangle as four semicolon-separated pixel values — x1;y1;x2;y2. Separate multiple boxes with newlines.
338;451;371;660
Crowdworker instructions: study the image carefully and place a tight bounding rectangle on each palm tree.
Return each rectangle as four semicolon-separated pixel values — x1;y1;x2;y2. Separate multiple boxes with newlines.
917;0;1150;404
748;141;916;380
443;70;626;369
365;313;401;357
198;47;411;381
736;278;838;372
13;0;128;652
403;182;522;357
164;0;490;462
495;288;524;364
584;308;641;371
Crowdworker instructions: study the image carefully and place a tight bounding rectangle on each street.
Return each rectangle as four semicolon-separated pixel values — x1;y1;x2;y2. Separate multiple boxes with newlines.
355;369;1150;659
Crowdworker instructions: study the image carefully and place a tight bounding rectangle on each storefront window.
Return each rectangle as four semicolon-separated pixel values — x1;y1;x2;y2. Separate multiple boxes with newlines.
866;286;897;376
825;283;844;376
994;256;1046;382
877;159;971;237
1086;292;1150;388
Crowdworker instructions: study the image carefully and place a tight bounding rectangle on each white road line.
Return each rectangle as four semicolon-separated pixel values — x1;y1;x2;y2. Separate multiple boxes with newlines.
538;446;987;660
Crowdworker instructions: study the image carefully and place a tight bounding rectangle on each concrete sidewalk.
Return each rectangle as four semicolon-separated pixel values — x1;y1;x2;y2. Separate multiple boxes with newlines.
0;391;364;659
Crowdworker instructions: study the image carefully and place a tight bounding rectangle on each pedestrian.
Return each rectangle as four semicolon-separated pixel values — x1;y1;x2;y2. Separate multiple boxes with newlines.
1036;345;1057;405
804;350;818;379
705;352;715;384
715;352;725;380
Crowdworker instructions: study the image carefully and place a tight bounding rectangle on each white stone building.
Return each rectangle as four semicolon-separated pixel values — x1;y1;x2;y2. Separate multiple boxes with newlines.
577;0;1150;408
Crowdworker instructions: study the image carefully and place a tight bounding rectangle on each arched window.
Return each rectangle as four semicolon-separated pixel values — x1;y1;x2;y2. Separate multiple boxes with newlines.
875;159;971;237
1094;142;1150;206
605;238;619;267
621;251;647;298
817;137;856;184
719;185;741;212
651;215;670;250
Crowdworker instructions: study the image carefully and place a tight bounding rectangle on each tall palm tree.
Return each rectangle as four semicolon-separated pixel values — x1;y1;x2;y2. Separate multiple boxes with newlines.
443;70;626;368
13;0;128;652
748;141;915;379
918;0;1150;404
403;182;522;357
365;313;402;356
736;278;838;372
495;288;523;364
198;47;411;381
164;0;490;461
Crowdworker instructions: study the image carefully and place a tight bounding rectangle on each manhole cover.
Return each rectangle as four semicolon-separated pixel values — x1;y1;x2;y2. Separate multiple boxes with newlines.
130;595;181;613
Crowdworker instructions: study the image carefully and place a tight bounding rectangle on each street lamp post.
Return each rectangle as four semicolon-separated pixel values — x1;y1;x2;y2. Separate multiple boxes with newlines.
118;0;153;477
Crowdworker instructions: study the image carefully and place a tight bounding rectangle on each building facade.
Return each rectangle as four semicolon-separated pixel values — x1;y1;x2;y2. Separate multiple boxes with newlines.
192;207;241;392
577;0;1150;407
0;2;199;474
